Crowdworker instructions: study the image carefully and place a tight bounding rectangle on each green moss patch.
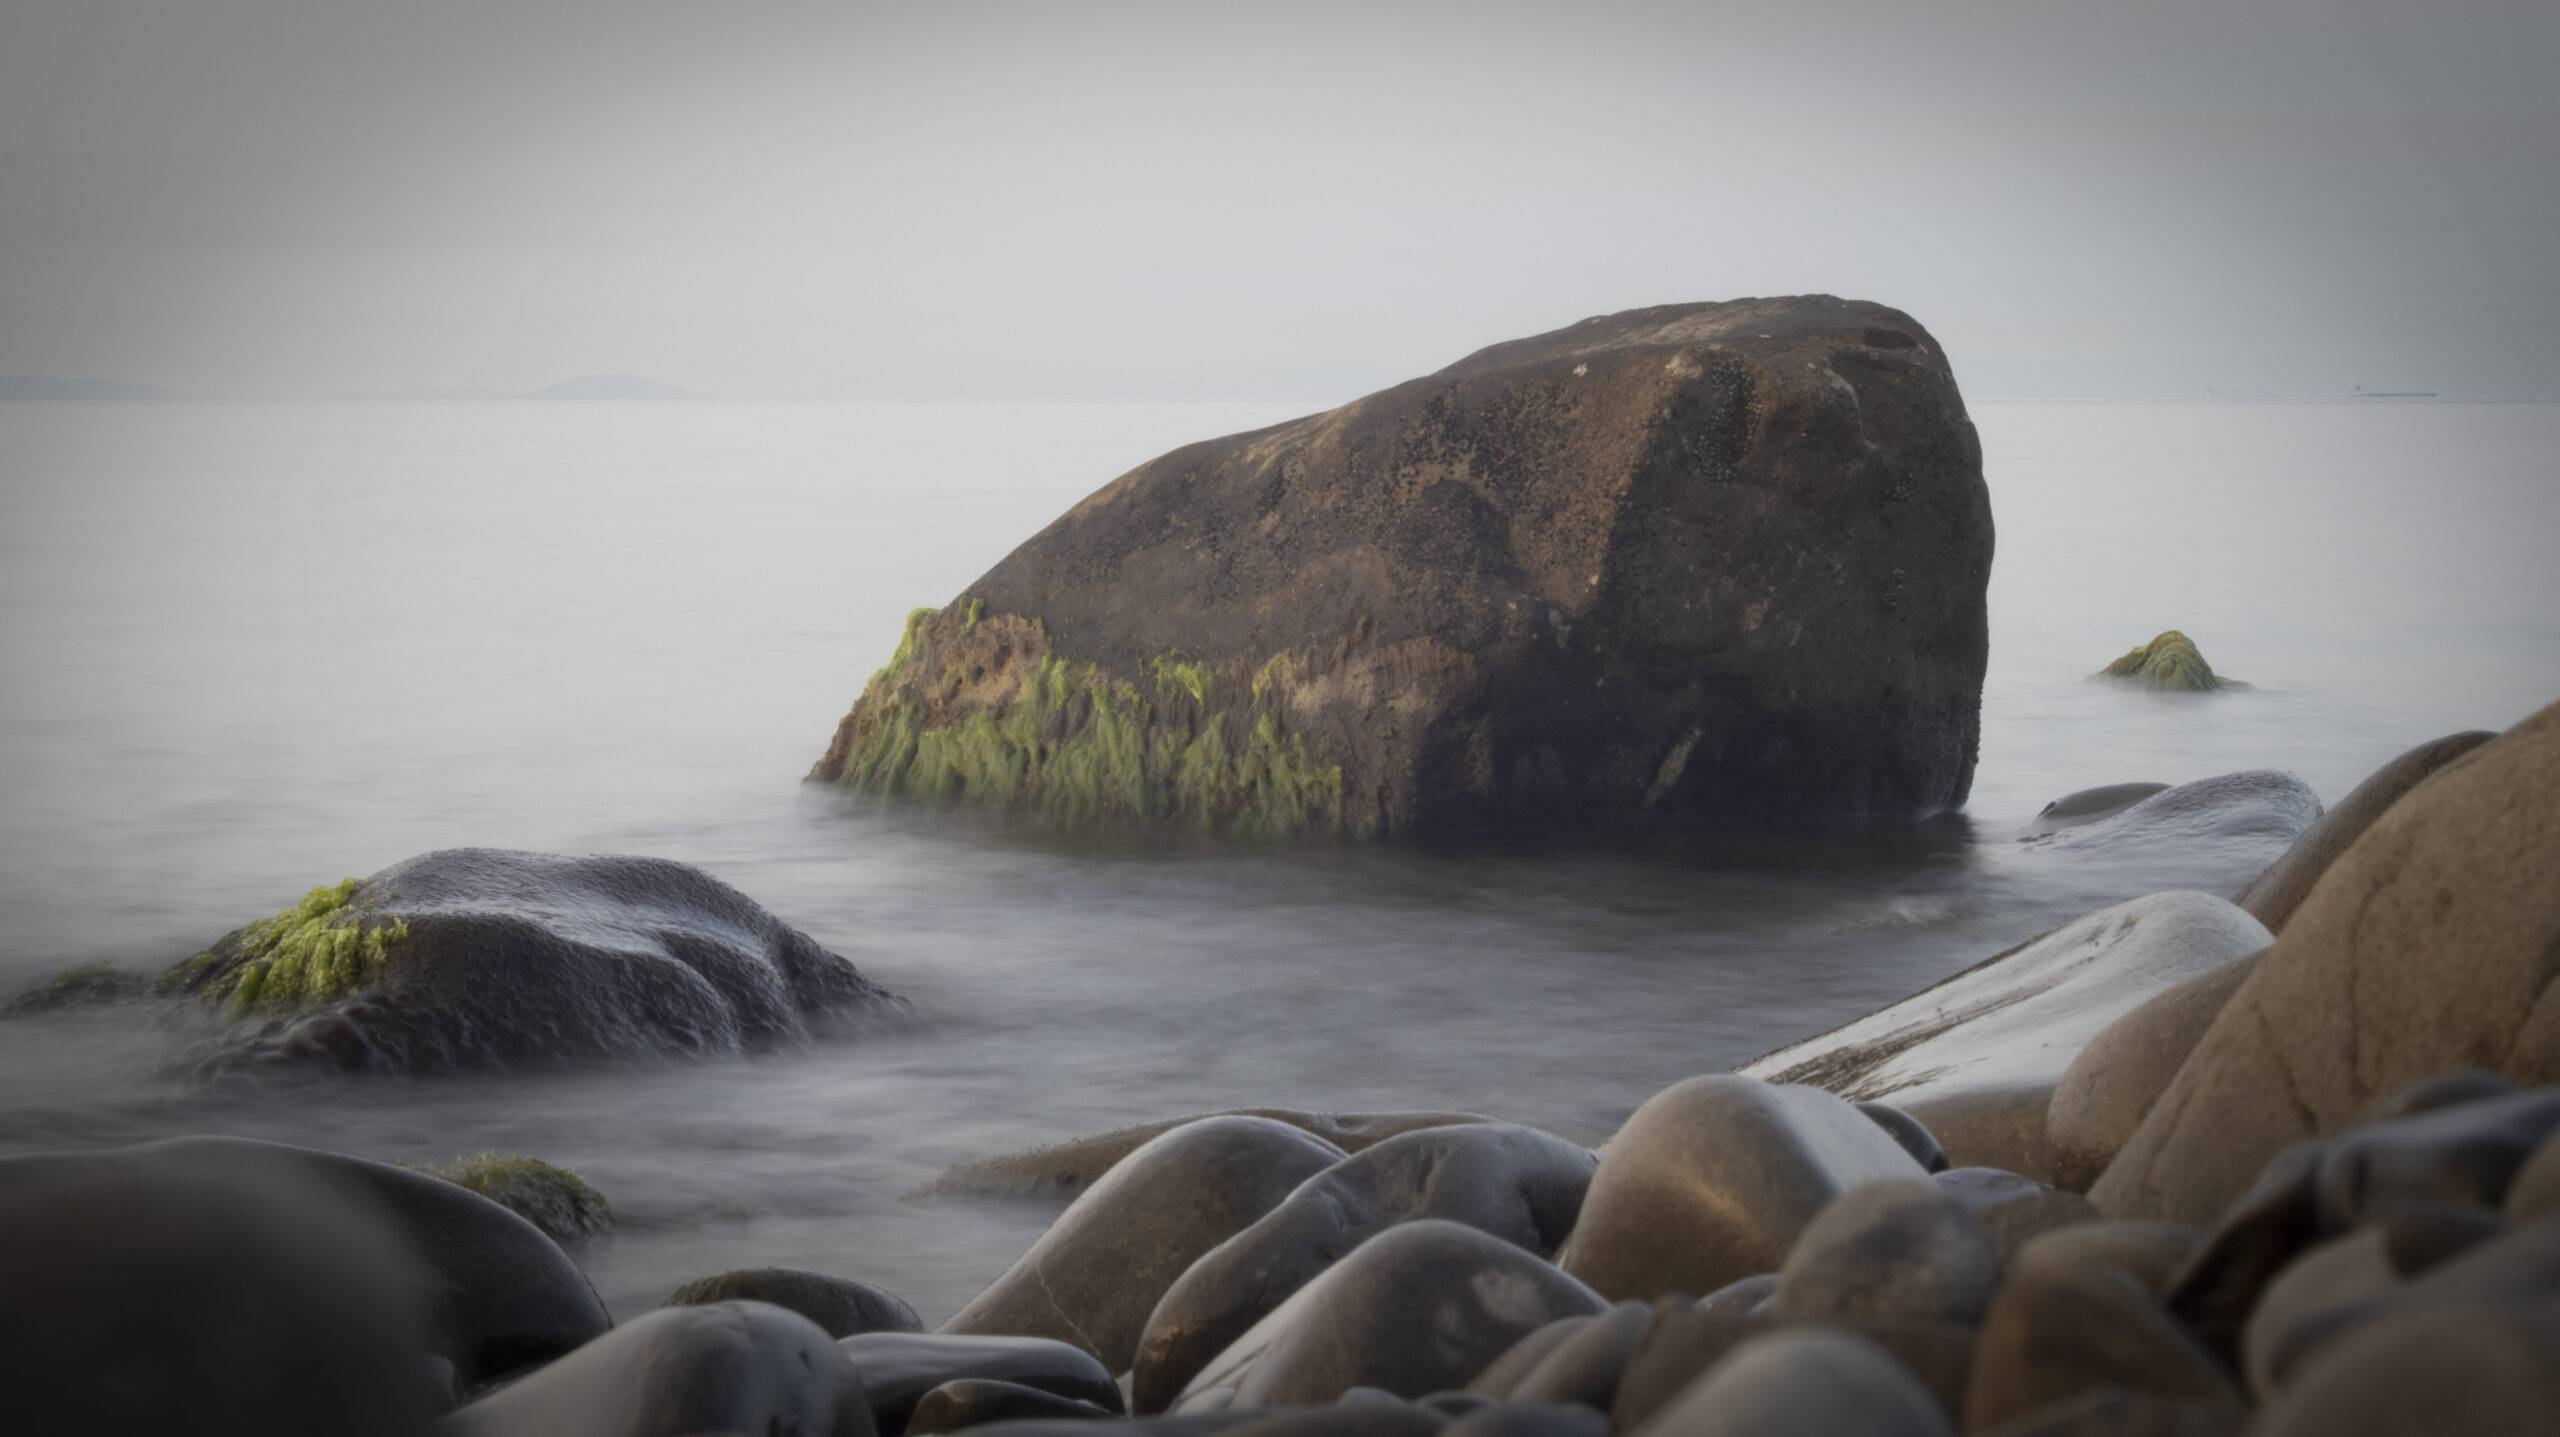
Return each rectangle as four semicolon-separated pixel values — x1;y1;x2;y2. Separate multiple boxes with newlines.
157;877;411;1015
2096;630;2228;692
821;602;1347;836
410;1152;613;1241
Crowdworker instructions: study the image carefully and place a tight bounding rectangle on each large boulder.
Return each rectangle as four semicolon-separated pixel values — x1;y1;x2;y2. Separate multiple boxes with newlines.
1743;893;2272;1178
941;1116;1348;1370
810;297;1991;836
1133;1122;1595;1410
1557;1075;1927;1299
0;1143;439;1437
148;848;902;1073
2045;954;2264;1191
2090;699;2560;1225
0;1135;609;1389
2236;730;2496;932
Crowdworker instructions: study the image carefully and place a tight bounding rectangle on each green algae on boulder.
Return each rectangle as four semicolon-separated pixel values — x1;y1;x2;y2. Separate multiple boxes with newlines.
410;1152;612;1241
2096;630;2230;691
156;877;410;1015
151;849;902;1074
2;963;153;1017
814;296;1993;836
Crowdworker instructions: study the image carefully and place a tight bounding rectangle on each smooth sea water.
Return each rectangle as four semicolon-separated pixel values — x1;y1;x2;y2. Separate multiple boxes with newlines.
2;398;2555;1321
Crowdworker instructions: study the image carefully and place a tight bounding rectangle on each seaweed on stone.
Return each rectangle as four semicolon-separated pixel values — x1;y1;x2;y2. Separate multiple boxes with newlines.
2096;630;2229;692
156;877;411;1015
814;602;1347;835
410;1152;613;1241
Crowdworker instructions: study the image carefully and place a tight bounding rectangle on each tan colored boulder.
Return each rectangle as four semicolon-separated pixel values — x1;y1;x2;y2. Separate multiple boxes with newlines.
1745;893;2271;1179
2046;954;2263;1191
1558;1075;1926;1300
2091;699;2560;1225
2238;730;2495;932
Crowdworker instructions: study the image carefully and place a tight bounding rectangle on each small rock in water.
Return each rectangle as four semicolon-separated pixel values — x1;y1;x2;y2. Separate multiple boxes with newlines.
666;1267;923;1338
2016;781;2171;838
1176;1220;1604;1410
2093;630;2231;691
942;1115;1347;1370
409;1152;611;1241
442;1302;868;1437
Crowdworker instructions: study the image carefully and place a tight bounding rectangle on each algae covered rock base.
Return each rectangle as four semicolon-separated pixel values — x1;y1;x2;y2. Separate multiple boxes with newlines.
813;296;1995;837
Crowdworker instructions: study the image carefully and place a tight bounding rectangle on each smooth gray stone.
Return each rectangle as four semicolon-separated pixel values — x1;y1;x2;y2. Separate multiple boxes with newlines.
1972;1390;2242;1436
2028;771;2322;857
1559;1075;1926;1300
442;1302;870;1437
0;1148;437;1437
1230;1407;1448;1435
1177;1221;1604;1410
1935;1167;2103;1263
1771;1178;2002;1326
2019;782;2171;837
2248;1205;2560;1393
1966;1260;2241;1432
667;1267;922;1338
1629;1327;1952;1436
1442;1401;1609;1437
1464;1316;1595;1398
1505;1300;1652;1409
1133;1122;1593;1411
906;1378;1114;1433
839;1332;1119;1435
2242;1229;2399;1398
943;1116;1346;1370
2013;1221;2203;1297
2252;1304;2560;1437
0;1135;607;1389
1607;1295;1762;1431
1861;1101;1952;1174
2504;1127;2560;1221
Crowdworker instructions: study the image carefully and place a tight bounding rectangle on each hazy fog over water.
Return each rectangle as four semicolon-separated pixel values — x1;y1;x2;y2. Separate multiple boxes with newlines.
3;0;2555;401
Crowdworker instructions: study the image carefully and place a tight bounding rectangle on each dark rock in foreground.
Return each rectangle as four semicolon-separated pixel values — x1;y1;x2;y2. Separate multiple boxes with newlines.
149;848;903;1074
667;1267;924;1339
813;296;1991;836
409;1152;613;1241
444;1302;870;1437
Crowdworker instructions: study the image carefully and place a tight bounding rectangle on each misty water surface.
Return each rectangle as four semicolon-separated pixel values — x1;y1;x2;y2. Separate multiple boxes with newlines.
0;398;2554;1319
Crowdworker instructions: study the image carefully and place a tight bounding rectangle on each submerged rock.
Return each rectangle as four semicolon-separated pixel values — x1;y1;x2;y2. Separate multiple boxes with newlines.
2091;698;2560;1225
2016;781;2170;838
1;962;153;1016
811;296;1991;836
665;1268;923;1339
409;1153;611;1241
152;848;902;1074
2023;770;2323;865
2094;630;2233;692
1742;892;2272;1178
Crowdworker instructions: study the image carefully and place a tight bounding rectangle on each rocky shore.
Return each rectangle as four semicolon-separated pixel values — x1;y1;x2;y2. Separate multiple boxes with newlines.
5;697;2555;1434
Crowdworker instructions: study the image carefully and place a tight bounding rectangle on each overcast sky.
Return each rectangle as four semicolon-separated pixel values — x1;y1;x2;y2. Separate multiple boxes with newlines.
2;0;2553;400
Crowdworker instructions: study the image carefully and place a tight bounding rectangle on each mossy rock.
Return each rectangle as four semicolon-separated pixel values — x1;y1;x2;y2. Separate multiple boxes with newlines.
2095;630;2233;691
813;296;1993;836
2;963;154;1017
150;849;903;1074
410;1152;612;1241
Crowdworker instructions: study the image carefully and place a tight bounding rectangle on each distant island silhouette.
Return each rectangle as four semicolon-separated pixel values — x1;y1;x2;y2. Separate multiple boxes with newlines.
0;375;192;402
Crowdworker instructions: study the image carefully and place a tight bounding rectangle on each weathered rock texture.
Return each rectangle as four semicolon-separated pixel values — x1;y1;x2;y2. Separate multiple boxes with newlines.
812;297;1991;835
154;849;902;1074
2095;631;2231;691
2092;698;2560;1224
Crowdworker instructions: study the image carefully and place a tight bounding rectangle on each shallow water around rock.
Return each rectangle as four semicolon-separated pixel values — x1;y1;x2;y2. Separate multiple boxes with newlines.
1;398;2553;1321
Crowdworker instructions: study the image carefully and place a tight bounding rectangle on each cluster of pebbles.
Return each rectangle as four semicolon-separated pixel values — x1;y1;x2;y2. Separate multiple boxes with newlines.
4;702;2552;1435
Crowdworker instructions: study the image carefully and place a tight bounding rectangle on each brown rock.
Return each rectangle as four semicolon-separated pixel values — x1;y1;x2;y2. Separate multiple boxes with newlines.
2252;1304;2560;1437
2237;730;2497;933
1558;1075;1926;1300
1631;1327;1954;1437
1964;1262;2241;1434
811;297;1991;836
2012;1221;2203;1298
2090;699;2560;1226
2046;956;2262;1192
